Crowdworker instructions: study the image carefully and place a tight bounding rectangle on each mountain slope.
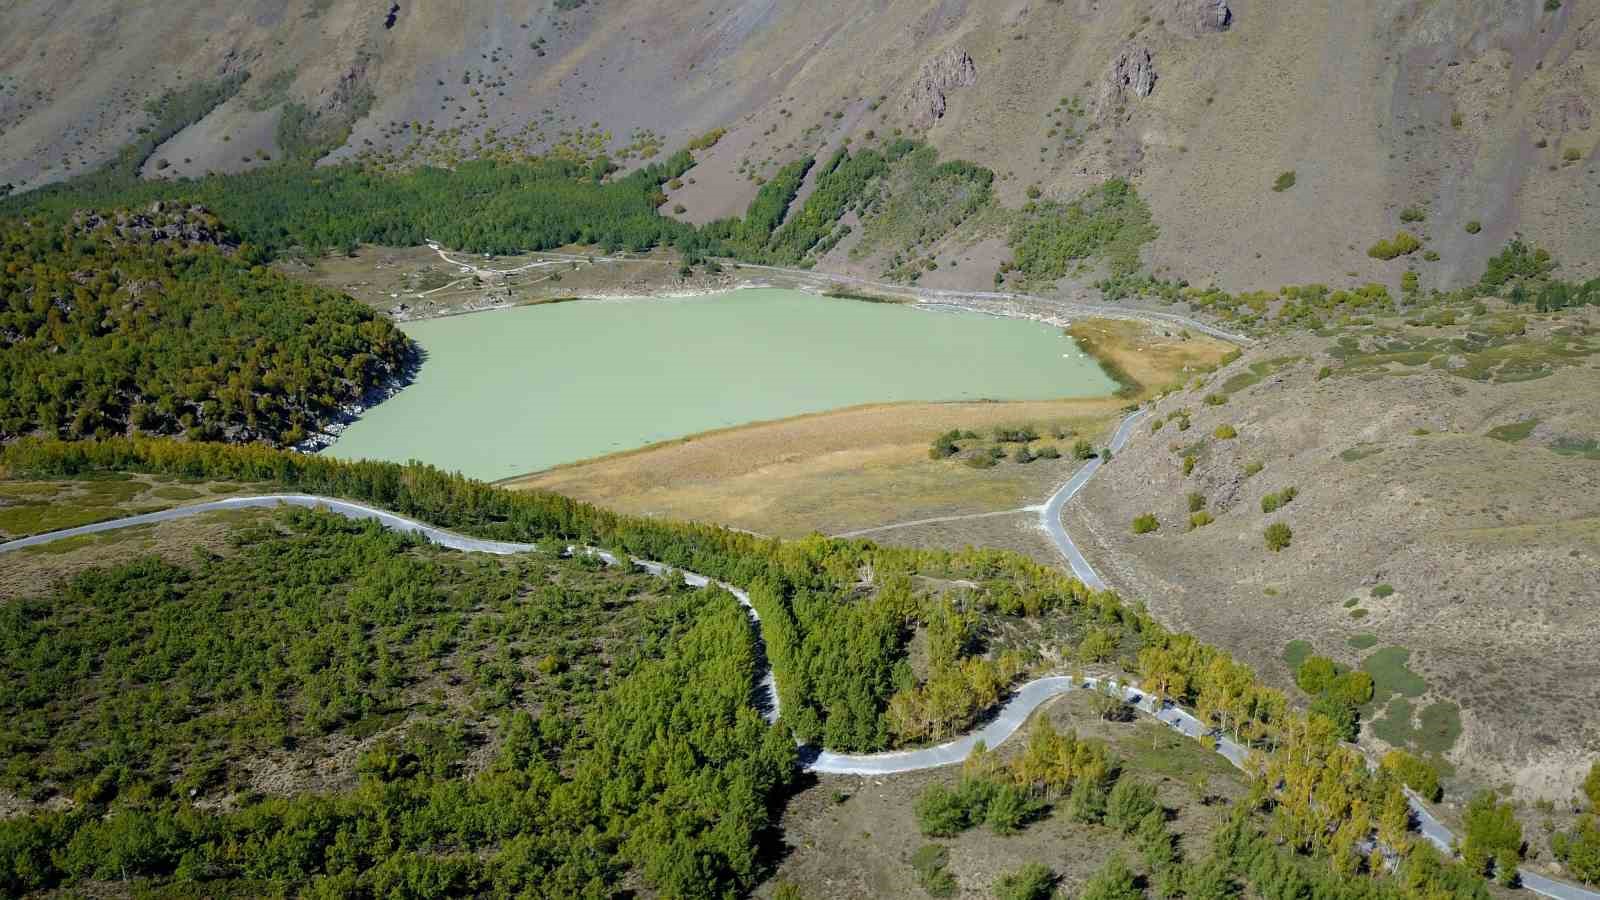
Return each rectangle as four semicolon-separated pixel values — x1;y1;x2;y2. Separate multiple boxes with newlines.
3;0;1596;291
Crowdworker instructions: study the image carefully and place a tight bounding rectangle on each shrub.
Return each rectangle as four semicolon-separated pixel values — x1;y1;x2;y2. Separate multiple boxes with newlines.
1132;514;1160;535
1296;656;1340;695
1012;445;1035;464
1260;487;1298;513
1189;510;1214;530
1036;445;1061;459
1273;171;1297;192
1371;583;1395;599
1243;460;1264;476
1368;232;1423;260
1585;760;1600;810
986;783;1040;835
1264;522;1293;552
915;780;994;837
995;863;1056;900
1213;424;1237;440
1081;855;1143;900
1203;393;1228;406
1073;439;1096;460
1564;147;1583;162
911;844;957;897
1106;778;1160;833
965;453;997;470
1382;749;1443;801
1182;455;1198;476
1399;207;1427;223
1552;816;1600;886
1187;492;1206;513
1465;220;1482;234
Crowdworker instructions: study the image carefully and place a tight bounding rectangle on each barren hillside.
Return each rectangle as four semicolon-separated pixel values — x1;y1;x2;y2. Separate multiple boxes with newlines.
3;0;1596;291
1067;306;1600;802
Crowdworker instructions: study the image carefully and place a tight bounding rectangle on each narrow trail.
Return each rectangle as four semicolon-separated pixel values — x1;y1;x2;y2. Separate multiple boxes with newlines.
4;467;1594;897
830;505;1042;539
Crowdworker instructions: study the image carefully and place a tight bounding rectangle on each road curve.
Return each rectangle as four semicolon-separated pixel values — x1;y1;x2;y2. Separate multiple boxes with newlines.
4;495;1596;898
1040;409;1147;589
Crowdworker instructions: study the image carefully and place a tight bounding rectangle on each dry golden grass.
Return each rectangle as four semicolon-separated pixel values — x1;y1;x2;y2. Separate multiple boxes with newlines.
507;319;1231;536
1068;319;1236;400
506;399;1122;536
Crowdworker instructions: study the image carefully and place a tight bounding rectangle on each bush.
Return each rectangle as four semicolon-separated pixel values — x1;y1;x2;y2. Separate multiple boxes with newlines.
1213;424;1237;440
1260;487;1298;513
1188;511;1214;530
1368;232;1423;260
1081;854;1142;900
1552;816;1600;886
966;453;997;469
1187;492;1206;513
1012;446;1035;464
911;844;957;897
1382;749;1442;801
986;783;1040;835
1182;455;1197;476
995;863;1056;900
1264;522;1293;552
1399;207;1427;223
1203;393;1228;406
1465;220;1482;234
1073;439;1096;460
1106;778;1160;833
915;780;997;837
1132;514;1160;535
1272;171;1297;192
1586;760;1600;810
1036;445;1061;459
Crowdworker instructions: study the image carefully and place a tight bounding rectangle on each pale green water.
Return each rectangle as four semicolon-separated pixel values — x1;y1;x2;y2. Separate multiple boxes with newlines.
329;289;1117;480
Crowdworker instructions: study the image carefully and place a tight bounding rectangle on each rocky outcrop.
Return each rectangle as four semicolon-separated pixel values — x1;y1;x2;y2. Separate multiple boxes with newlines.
71;203;239;253
1164;0;1232;36
1101;44;1157;113
901;47;977;128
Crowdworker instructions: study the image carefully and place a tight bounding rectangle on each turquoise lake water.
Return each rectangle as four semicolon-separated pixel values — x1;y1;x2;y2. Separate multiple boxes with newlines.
328;289;1117;480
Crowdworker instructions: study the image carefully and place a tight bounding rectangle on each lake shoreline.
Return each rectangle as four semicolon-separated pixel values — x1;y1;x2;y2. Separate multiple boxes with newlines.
320;288;1118;480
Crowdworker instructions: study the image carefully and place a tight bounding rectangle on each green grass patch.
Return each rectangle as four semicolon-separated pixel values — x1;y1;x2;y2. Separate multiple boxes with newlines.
1415;701;1463;754
1370;696;1414;745
1362;647;1427;701
1340;445;1384;463
1347;633;1379;651
1551;437;1600;460
1486;420;1539;443
148;485;205;501
1283;640;1315;671
0;503;122;538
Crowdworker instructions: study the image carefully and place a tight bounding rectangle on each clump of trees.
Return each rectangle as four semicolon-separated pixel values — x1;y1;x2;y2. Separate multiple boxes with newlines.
0;213;412;445
1008;178;1158;281
1368;232;1423;260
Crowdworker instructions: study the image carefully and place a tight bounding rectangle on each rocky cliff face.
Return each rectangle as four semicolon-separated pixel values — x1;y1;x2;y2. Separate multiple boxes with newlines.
900;47;977;128
1101;44;1157;111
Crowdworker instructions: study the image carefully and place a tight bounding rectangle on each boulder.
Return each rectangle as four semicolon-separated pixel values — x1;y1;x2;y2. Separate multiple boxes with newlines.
1165;0;1232;36
901;47;977;128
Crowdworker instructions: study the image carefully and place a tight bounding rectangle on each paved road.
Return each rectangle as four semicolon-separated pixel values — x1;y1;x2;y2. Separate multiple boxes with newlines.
6;492;1595;899
1039;409;1148;589
831;505;1042;539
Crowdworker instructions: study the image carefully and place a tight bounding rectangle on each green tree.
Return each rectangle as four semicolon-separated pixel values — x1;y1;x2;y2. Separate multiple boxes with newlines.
1460;791;1523;878
1081;854;1143;900
1106;778;1160;834
1553;816;1600;885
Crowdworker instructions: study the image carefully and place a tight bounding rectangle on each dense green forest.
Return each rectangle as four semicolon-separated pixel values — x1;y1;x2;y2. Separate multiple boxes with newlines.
0;437;1516;897
0;211;412;445
0;508;794;897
